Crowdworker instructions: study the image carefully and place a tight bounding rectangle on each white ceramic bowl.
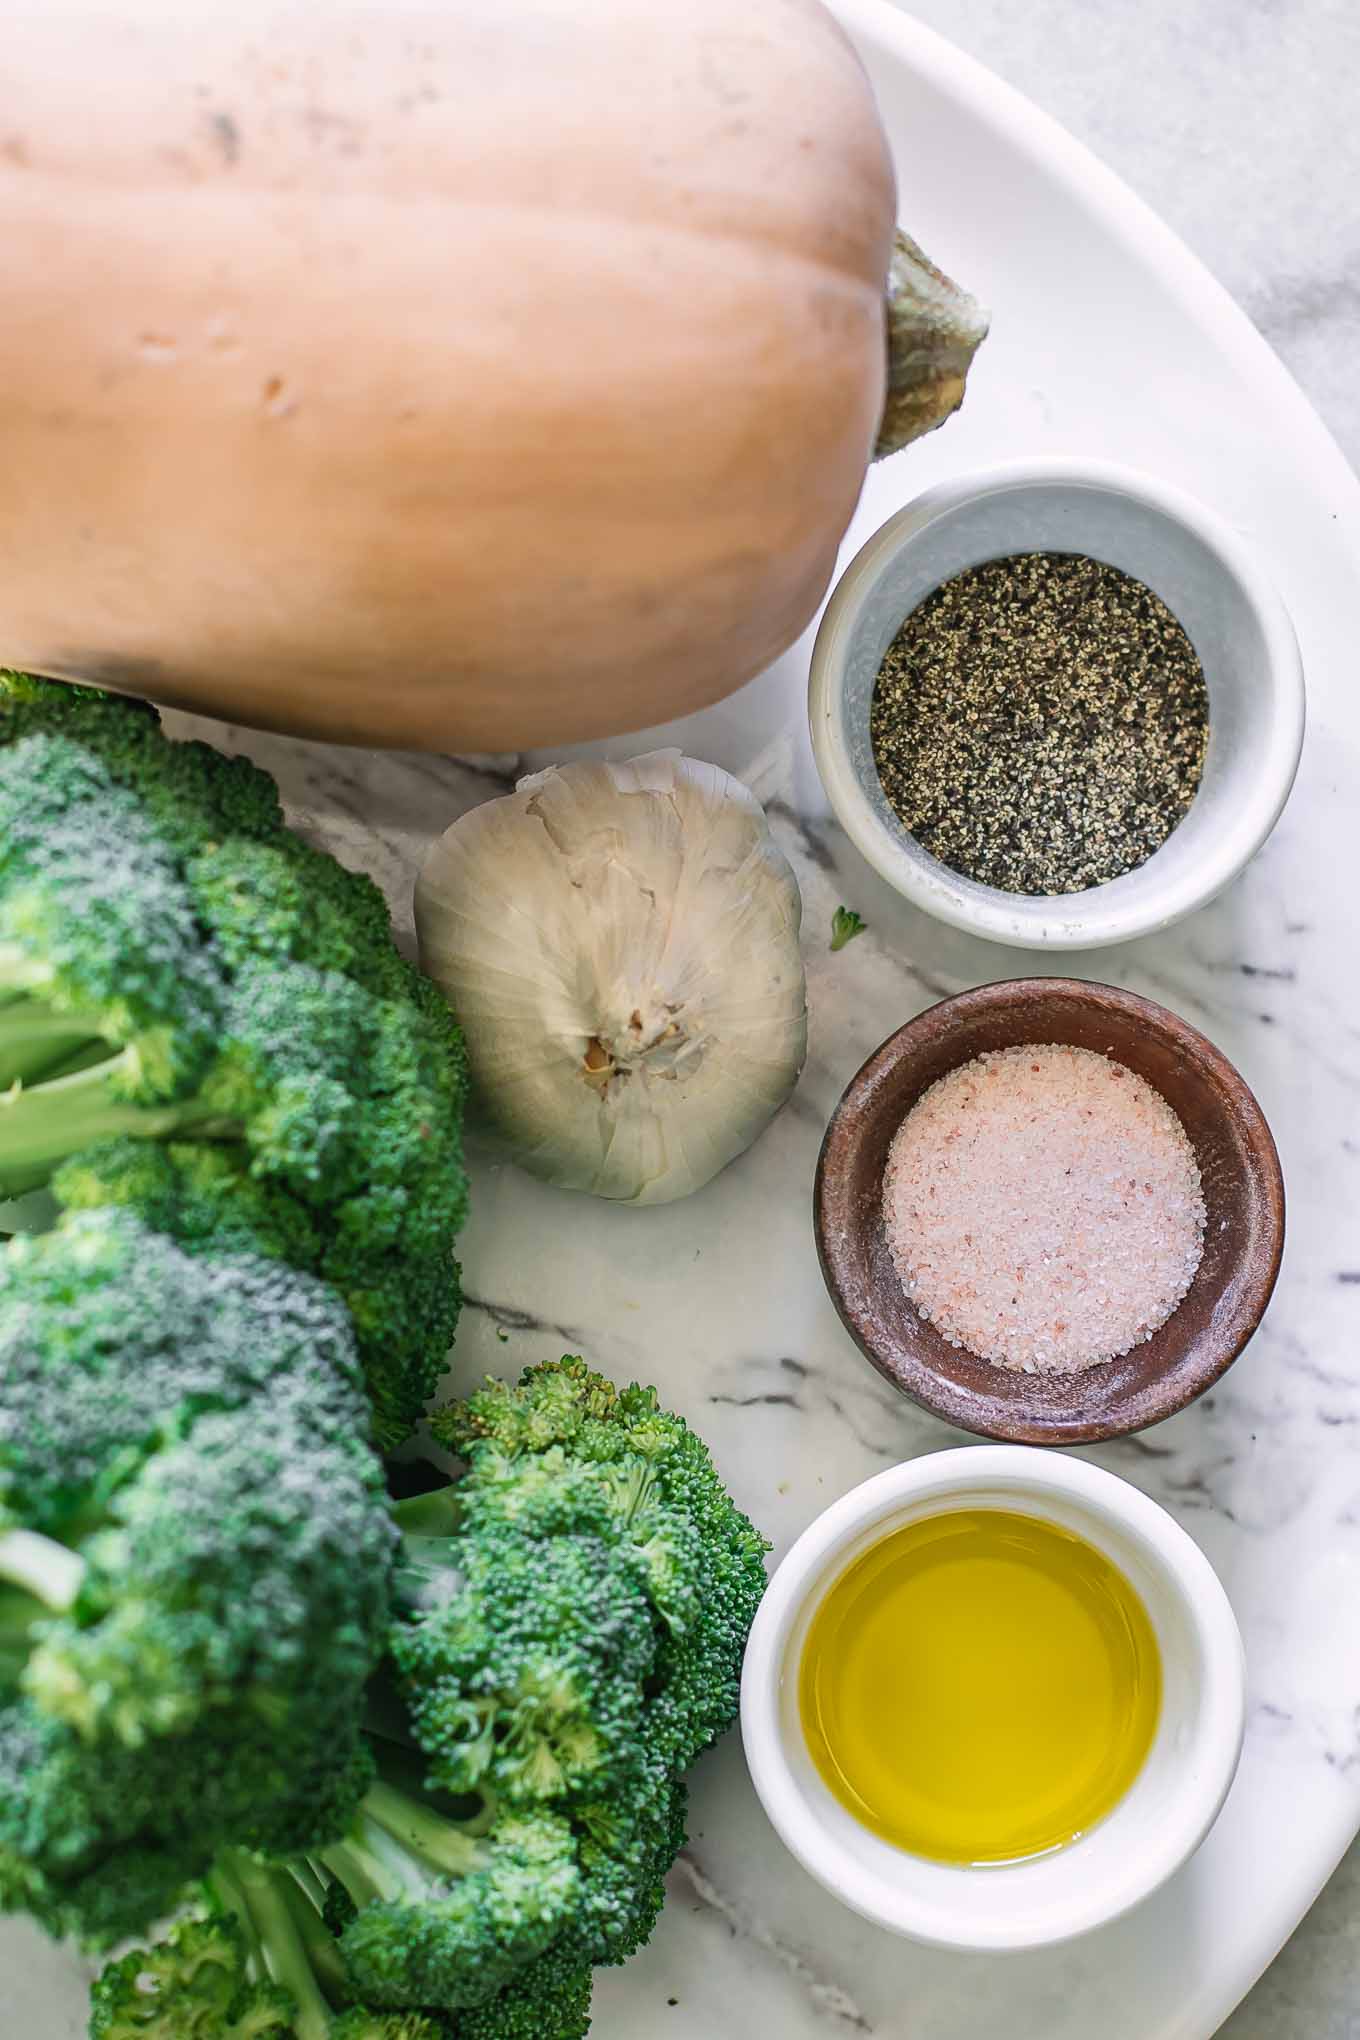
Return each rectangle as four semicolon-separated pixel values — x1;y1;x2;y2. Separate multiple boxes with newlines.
808;457;1305;949
740;1445;1245;1951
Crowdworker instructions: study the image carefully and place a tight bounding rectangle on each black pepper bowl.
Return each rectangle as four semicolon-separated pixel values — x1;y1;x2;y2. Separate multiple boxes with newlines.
813;979;1284;1444
809;456;1305;949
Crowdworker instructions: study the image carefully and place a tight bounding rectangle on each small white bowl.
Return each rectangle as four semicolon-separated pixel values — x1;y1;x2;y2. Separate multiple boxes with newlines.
809;457;1305;949
740;1446;1245;1952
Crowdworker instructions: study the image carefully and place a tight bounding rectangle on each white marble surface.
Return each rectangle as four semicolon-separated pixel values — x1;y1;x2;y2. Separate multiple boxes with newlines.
885;7;1360;2031
895;0;1360;484
6;3;1360;2037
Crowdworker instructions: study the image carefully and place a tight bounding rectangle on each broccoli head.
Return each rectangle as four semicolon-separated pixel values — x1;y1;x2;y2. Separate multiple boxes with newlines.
450;1945;592;2040
74;1357;764;2034
0;1215;397;1944
317;1776;582;2012
311;1359;767;2006
432;1356;771;1770
0;673;468;1448
90;1863;592;2040
0;1209;374;1522
90;1911;299;2039
391;1525;657;1807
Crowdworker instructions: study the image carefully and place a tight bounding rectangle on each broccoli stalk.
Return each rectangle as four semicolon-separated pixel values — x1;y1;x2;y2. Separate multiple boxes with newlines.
0;968;123;1092
0;1530;84;1686
317;1781;488;1898
0;1047;233;1199
0;1528;86;1615
207;1853;340;2040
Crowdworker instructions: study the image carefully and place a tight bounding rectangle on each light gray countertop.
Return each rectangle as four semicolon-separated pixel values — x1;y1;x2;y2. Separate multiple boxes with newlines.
891;4;1360;2031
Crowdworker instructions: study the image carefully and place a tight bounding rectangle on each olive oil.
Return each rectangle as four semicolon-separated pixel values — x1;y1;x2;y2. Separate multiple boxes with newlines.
799;1508;1160;1865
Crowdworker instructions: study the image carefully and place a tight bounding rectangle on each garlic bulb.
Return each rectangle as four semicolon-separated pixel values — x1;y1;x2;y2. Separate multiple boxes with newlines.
414;750;807;1204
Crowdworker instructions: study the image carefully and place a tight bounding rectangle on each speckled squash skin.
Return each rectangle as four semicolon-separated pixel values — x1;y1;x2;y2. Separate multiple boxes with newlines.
0;0;902;749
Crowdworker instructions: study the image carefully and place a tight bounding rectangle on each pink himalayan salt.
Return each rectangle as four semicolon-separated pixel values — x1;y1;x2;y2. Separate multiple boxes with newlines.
883;1042;1205;1374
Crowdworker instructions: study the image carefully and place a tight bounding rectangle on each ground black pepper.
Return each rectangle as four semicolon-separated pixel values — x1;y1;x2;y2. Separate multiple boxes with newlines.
869;552;1209;894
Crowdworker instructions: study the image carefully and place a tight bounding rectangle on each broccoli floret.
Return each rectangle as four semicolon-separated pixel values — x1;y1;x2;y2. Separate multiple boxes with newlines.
450;1943;591;2040
190;835;416;1009
90;1912;297;2039
0;671;283;853
390;1527;656;1806
90;1875;590;2040
91;1898;366;2040
0;1419;391;1940
0;733;226;1116
52;1141;324;1274
564;1746;689;1973
0;1210;375;1522
0;1217;396;1944
9;1410;391;1754
432;1357;771;1769
58;1358;758;2034
0;676;468;1447
318;1776;582;2011
0;1699;267;1947
318;1360;766;2005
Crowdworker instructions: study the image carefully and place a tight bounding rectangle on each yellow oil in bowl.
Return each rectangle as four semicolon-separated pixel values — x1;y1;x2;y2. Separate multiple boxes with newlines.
799;1507;1161;1865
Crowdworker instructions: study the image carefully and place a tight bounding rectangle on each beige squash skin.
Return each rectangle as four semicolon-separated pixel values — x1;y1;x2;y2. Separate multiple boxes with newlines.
0;0;896;748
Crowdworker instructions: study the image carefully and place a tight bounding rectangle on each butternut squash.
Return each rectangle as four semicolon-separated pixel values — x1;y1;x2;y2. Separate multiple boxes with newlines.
0;0;984;749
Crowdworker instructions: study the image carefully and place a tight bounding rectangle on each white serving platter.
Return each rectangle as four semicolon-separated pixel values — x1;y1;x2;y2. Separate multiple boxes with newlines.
10;2;1360;2035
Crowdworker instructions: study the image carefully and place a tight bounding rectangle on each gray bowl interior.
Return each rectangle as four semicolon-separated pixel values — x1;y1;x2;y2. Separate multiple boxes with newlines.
838;479;1290;928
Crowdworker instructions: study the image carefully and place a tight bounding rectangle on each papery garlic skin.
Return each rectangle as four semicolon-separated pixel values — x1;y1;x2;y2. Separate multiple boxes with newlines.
414;750;807;1204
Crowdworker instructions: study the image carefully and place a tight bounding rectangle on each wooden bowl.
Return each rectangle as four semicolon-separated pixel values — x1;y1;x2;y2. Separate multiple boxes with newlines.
814;979;1284;1444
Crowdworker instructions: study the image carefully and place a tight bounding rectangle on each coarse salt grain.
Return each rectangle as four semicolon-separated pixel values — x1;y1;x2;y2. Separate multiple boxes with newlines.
882;1042;1206;1374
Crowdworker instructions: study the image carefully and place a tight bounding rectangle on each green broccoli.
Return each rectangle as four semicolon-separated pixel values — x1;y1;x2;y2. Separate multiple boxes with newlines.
0;1209;376;1517
79;1358;766;2035
390;1523;658;1805
0;673;468;1448
310;1360;764;2006
90;1909;300;2039
433;1356;773;1772
0;1432;391;1943
448;1945;592;2040
0;1214;397;1944
90;1886;593;2040
313;1771;583;2012
829;904;866;952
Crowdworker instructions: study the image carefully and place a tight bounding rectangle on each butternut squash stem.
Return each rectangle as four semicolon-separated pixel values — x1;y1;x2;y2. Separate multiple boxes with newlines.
875;229;990;461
